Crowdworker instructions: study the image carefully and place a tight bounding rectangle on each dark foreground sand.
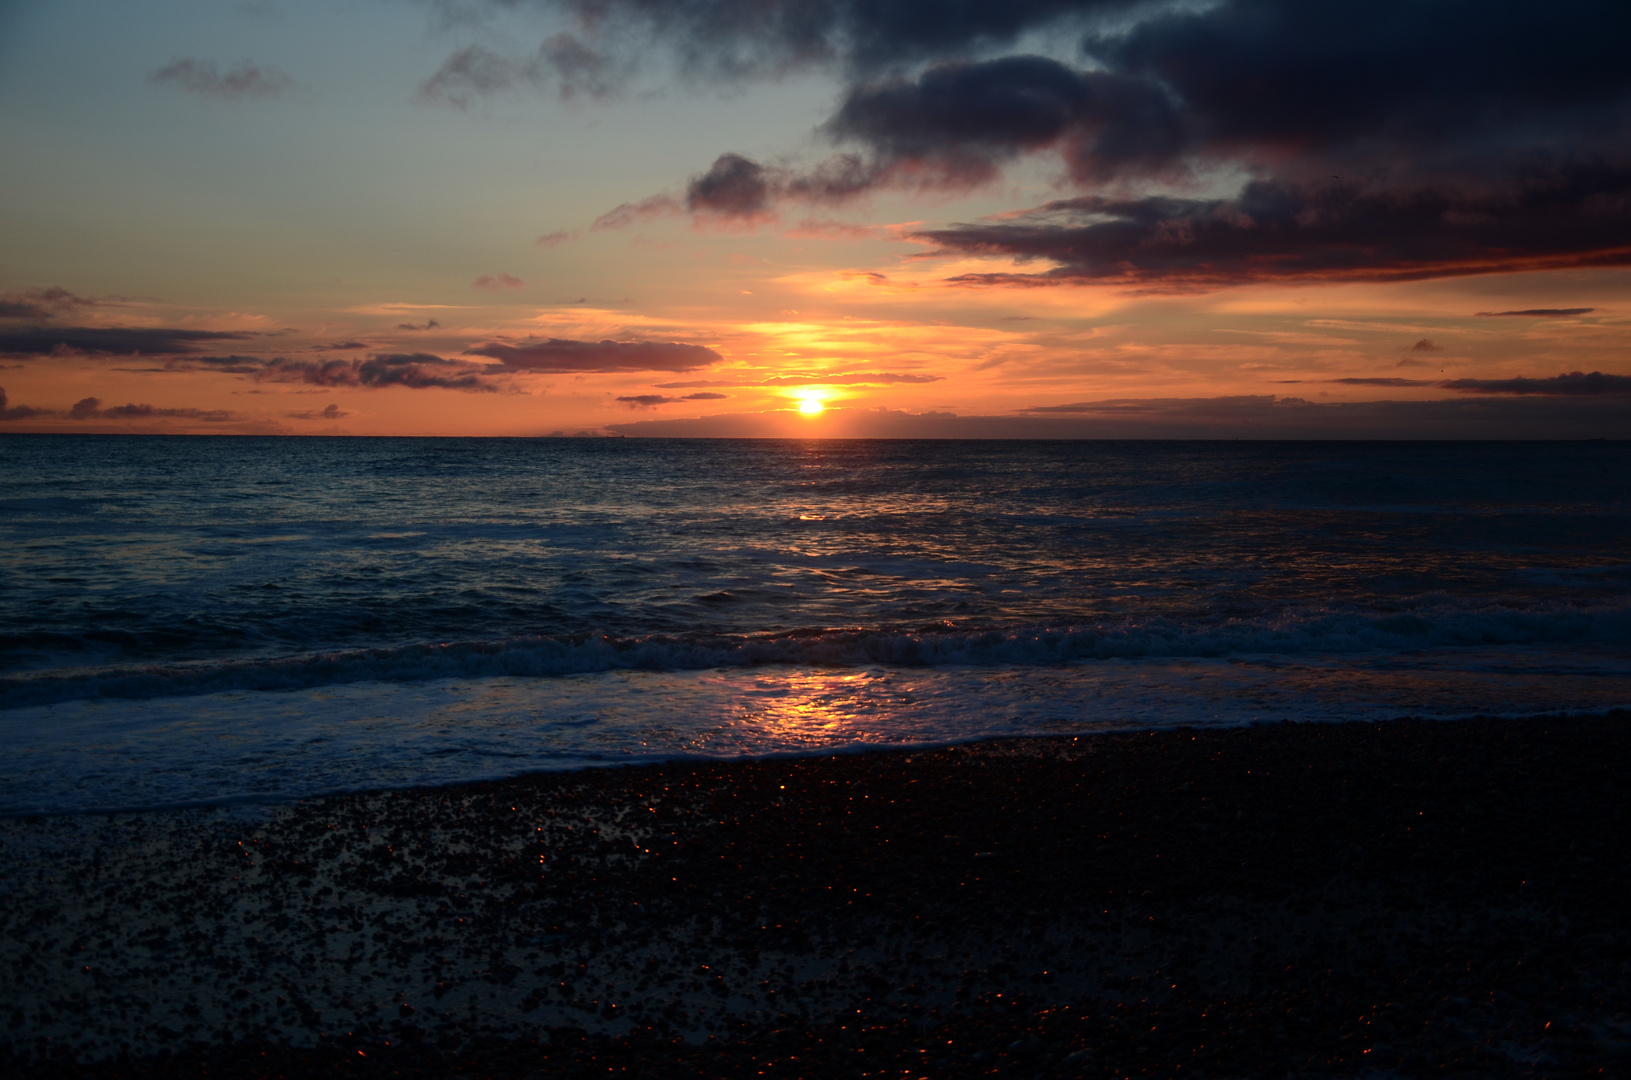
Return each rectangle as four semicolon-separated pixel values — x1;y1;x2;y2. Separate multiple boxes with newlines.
3;714;1629;1078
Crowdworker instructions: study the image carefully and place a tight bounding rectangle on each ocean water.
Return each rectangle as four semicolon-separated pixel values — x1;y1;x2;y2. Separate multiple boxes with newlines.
2;435;1628;814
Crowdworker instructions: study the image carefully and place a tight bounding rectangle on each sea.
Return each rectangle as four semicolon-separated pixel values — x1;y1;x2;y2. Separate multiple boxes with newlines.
2;435;1628;816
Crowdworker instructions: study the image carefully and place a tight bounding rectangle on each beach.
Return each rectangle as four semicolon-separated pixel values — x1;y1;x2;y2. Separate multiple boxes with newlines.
4;713;1628;1077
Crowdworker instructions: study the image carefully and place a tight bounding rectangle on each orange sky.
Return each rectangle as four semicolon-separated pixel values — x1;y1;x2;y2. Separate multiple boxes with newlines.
2;0;1628;437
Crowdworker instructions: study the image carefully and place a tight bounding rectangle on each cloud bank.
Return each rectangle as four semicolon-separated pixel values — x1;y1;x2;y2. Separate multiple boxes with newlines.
0;327;257;356
550;0;1631;287
465;337;721;373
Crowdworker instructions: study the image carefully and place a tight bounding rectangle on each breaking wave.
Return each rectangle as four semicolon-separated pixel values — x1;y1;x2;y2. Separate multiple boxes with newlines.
5;597;1627;711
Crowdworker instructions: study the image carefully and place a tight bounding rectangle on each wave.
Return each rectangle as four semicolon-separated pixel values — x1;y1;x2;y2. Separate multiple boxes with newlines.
3;597;1628;711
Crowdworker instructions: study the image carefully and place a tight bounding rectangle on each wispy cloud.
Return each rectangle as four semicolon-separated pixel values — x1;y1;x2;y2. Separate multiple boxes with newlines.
67;396;236;421
615;392;728;408
287;403;351;420
150;58;292;100
1475;308;1596;318
466;337;720;373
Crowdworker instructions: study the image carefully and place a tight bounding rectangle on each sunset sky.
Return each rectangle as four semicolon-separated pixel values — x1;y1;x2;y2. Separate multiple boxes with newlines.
2;0;1628;437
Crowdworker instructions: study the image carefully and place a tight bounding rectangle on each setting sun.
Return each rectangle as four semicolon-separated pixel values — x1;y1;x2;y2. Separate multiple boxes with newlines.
797;396;825;415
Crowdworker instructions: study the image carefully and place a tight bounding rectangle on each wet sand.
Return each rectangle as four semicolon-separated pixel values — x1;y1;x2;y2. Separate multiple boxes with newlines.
3;713;1629;1077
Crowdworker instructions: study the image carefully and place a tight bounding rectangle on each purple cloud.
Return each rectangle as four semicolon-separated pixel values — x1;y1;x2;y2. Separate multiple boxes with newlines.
466;338;721;373
257;353;494;391
0;326;257;356
0;387;44;421
1475;308;1595;317
1439;371;1631;396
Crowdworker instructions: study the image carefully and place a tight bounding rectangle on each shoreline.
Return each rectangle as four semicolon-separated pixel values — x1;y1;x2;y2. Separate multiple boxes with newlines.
4;714;1629;1077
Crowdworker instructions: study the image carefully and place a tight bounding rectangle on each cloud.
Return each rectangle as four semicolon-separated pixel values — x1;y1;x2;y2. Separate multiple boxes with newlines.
419;34;621;108
397;319;442;331
654;372;941;388
1439;371;1631;396
0;286;104;320
67;396;236;421
0;387;44;420
561;0;1631;284
1475;308;1596;317
1284;371;1631;395
314;340;370;352
919;167;1631;288
1410;339;1443;353
150;58;292;99
615;392;727;407
0;326;257;356
534;0;1096;83
256;353;495;391
465;337;721;372
535;230;579;248
686;153;776;220
784;218;883;240
288;403;351;420
609;396;1631;440
474;273;525;290
592;193;682;231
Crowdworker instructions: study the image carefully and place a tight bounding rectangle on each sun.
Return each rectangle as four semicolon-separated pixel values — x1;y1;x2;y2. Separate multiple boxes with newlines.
797;395;825;415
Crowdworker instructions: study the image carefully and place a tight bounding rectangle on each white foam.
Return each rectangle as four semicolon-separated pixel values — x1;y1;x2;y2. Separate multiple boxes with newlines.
3;597;1627;710
3;645;1626;815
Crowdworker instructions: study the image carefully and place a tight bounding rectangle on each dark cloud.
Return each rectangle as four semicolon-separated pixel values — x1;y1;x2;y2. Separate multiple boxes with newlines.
0;387;44;421
1326;378;1436;387
288;403;351;420
0;326;256;356
180;355;268;373
560;0;1631;285
1439;371;1631;396
466;338;721;373
397;319;443;331
687;153;774;218
256;354;494;391
1476;308;1596;317
616;391;730;407
823;55;1184;189
548;0;1105;81
1284;371;1631;394
918;166;1631;287
313;341;370;352
1410;339;1443;353
0;287;102;321
67;397;236;421
150;58;292;99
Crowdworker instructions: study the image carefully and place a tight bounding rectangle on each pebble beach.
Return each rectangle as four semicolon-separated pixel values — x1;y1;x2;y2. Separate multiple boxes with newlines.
4;713;1628;1078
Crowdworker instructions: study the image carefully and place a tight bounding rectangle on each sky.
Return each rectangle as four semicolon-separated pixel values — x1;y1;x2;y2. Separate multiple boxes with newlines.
1;0;1629;437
